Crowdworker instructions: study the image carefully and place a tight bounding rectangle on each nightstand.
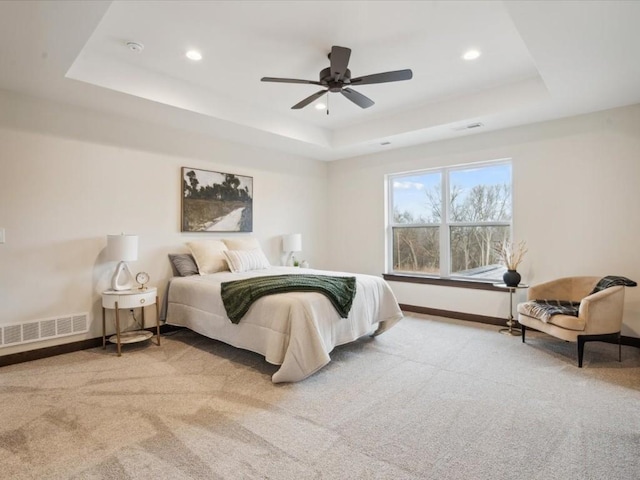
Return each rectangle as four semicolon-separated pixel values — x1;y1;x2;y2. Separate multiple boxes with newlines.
102;288;161;356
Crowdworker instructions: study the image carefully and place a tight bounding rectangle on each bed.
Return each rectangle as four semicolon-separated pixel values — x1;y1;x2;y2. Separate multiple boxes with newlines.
164;266;403;383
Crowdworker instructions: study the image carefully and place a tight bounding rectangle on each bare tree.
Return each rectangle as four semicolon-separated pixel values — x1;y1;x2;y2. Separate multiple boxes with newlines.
393;182;510;274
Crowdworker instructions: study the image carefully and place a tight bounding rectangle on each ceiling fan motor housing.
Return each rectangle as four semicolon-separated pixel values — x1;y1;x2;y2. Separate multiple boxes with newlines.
320;67;351;92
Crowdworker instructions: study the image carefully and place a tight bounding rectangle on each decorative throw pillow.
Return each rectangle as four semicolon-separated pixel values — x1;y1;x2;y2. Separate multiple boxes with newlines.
223;237;260;251
223;248;271;273
187;240;229;274
168;253;199;277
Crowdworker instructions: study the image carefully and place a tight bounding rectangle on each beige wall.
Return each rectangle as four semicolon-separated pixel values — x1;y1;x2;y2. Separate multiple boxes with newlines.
327;104;640;337
2;89;639;357
0;91;328;355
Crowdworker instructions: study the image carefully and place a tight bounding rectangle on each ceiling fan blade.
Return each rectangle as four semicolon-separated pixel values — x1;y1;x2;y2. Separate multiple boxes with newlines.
292;89;328;109
261;77;323;86
330;46;351;81
341;88;375;109
350;69;413;86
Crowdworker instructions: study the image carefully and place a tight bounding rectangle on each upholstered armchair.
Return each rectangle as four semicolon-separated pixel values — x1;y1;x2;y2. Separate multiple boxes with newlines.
517;276;625;367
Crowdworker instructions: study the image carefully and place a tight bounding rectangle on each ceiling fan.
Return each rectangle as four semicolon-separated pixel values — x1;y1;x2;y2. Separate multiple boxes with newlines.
261;45;413;111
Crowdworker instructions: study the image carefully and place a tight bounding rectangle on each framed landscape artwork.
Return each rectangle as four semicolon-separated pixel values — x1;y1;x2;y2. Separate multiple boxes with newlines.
181;167;253;232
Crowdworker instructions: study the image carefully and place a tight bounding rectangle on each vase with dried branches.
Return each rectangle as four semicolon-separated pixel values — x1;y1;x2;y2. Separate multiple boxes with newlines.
494;239;528;287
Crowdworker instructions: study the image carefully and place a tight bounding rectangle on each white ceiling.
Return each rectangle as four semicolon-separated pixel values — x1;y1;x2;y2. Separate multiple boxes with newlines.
1;0;640;161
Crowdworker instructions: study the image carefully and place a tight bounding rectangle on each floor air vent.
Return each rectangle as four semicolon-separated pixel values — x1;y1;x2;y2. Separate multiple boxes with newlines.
0;313;89;348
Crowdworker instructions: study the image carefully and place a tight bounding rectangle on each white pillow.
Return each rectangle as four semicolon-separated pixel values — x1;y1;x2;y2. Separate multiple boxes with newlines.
187;240;229;274
223;237;260;251
223;248;271;273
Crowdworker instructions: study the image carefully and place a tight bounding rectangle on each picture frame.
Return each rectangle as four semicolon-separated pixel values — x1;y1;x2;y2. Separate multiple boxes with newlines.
181;167;253;232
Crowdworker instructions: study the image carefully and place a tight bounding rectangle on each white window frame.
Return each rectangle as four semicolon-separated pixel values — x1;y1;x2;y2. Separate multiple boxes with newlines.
386;159;512;280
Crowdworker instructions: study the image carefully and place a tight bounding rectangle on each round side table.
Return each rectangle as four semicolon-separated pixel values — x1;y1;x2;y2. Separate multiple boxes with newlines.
102;287;161;356
493;283;529;336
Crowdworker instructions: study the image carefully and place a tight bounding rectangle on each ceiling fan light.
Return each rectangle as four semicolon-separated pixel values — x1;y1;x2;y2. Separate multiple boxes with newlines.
186;50;202;61
315;103;326;110
463;49;481;61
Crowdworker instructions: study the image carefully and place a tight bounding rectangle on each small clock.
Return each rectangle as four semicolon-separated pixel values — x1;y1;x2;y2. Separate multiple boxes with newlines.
135;271;150;290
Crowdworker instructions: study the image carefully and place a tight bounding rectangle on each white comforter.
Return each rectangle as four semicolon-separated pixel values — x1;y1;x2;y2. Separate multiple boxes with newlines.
165;267;403;383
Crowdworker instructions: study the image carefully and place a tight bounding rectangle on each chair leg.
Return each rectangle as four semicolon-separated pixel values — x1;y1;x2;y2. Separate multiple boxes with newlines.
577;336;585;368
521;324;526;343
576;333;621;368
618;333;622;363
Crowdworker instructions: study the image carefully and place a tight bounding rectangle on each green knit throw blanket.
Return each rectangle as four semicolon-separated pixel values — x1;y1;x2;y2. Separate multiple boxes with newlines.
221;274;357;324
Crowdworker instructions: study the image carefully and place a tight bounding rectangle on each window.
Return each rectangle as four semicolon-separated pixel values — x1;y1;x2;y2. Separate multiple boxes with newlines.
387;160;512;282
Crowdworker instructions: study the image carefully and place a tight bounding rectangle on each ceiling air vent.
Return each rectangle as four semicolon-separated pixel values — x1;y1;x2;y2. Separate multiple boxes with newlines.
453;122;484;131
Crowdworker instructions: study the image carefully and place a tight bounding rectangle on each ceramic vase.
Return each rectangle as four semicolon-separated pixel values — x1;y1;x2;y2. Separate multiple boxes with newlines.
503;270;521;287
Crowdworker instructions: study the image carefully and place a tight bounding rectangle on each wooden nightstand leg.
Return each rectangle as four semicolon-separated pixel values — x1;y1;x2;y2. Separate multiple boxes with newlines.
141;304;145;329
102;306;106;349
115;301;122;357
155;296;161;346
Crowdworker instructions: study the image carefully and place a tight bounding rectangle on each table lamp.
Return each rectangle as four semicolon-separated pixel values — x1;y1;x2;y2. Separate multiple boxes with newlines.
107;233;138;291
282;233;302;266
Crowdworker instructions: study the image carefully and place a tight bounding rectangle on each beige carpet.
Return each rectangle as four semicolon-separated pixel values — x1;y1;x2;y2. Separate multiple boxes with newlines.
1;314;639;480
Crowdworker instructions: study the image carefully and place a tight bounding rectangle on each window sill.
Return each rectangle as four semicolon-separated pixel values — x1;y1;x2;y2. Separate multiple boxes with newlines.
382;273;504;292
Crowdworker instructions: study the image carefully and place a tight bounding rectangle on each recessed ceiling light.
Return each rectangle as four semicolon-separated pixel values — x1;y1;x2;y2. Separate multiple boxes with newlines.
315;103;326;110
186;50;202;61
463;49;481;61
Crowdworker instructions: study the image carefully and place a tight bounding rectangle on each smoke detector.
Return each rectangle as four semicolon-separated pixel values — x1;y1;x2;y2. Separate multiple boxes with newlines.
126;42;144;53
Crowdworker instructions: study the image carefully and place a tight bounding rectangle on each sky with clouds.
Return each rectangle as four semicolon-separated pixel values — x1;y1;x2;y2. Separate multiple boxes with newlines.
392;163;511;221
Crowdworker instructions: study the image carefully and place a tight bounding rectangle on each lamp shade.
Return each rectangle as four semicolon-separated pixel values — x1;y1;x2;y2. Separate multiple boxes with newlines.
107;234;138;261
282;233;302;253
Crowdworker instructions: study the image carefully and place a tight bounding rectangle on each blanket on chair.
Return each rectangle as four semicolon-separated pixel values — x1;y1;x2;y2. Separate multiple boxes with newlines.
589;275;637;294
525;300;581;323
221;274;357;323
